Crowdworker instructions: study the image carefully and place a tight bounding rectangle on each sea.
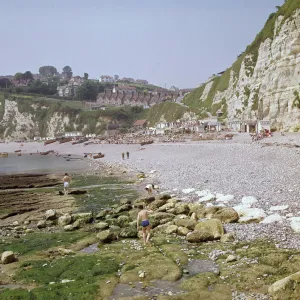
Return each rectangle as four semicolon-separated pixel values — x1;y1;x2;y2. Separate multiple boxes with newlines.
0;154;87;175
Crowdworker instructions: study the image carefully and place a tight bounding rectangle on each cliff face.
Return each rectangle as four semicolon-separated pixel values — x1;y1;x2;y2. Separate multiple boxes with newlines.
183;0;300;131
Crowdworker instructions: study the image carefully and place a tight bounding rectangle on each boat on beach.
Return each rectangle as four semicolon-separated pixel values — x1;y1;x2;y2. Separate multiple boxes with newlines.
0;152;8;157
140;140;154;146
14;150;21;153
93;153;105;159
59;138;72;144
44;139;56;146
40;150;54;155
17;153;22;156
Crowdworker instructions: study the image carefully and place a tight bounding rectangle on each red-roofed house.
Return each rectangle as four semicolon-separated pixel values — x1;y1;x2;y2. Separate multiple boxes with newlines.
133;119;147;129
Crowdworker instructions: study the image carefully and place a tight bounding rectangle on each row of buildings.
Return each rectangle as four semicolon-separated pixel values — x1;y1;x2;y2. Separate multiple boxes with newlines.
100;75;148;85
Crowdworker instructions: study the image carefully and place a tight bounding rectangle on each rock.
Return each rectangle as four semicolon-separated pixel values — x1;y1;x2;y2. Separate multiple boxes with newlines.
12;221;19;226
270;205;289;212
106;218;119;226
149;200;167;210
165;225;178;234
1;251;16;264
186;219;224;243
175;218;197;230
117;215;130;227
120;198;131;205
97;230;117;243
72;218;86;229
94;222;109;230
58;214;72;226
45;209;56;220
174;204;190;215
212;207;239;223
260;214;283;224
157;202;175;212
290;217;300;233
24;220;30;225
182;188;195;194
139;271;145;278
95;209;110;220
234;206;266;222
58;248;75;255
37;220;46;229
216;195;234;202
25;228;34;234
199;193;215;203
119;226;137;238
226;255;237;263
177;226;190;236
64;225;74;231
268;271;300;299
200;206;221;219
221;232;236;243
68;190;87;195
160;194;171;200
72;212;93;223
114;204;132;214
241;196;258;206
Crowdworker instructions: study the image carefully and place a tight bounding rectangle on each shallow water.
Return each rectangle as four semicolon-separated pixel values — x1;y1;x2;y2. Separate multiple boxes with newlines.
0;154;87;175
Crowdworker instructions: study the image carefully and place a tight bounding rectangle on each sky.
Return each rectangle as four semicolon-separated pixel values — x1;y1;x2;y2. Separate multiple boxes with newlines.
0;0;284;89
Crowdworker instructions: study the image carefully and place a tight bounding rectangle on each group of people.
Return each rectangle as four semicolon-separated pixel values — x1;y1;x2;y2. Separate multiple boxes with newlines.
121;151;130;159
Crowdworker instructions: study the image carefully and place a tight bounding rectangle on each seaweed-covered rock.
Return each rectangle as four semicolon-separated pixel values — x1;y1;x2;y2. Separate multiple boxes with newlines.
114;204;132;214
212;208;239;223
149;200;167;210
94;222;109;230
165;225;178;234
160;194;171;200
95;209;111;220
58;214;72;226
97;230;117;243
177;226;190;236
157;202;176;212
119;226;138;238
1;251;16;264
174;204;190;215
120;198;132;205
175;218;197;230
117;215;131;227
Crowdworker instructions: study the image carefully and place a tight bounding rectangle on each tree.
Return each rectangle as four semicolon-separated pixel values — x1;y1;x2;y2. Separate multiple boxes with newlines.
62;66;73;79
114;74;119;81
84;73;89;80
23;71;33;82
39;65;58;77
76;80;98;101
14;72;23;82
0;78;11;88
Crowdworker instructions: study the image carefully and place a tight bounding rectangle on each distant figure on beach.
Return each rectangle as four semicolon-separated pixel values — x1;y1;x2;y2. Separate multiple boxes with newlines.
122;152;125;160
137;204;153;245
145;184;159;195
62;173;71;195
126;151;130;159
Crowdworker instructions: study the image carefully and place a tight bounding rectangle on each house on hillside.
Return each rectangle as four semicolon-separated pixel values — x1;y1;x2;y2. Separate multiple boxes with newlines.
133;119;147;129
100;75;114;83
121;77;135;83
135;79;148;85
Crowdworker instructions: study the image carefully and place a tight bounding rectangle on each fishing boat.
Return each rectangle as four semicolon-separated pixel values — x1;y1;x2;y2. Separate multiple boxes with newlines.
0;152;8;157
59;138;72;144
14;150;21;153
44;139;56;146
93;153;105;159
140;140;154;146
40;150;54;155
17;153;21;156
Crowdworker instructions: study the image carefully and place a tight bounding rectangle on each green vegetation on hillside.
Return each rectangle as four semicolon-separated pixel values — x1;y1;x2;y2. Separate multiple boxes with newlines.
147;102;189;126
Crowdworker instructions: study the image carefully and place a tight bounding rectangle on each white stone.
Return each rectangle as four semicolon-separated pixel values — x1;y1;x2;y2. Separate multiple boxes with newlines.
182;188;195;194
149;170;156;174
234;206;266;220
260;214;283;224
45;209;56;220
37;220;46;229
216;195;234;202
61;279;75;283
199;193;215;203
195;190;210;197
269;205;289;211
241;196;258;206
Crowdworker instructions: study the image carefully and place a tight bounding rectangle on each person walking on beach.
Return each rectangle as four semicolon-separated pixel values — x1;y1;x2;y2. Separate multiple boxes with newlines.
62;173;71;195
122;152;125;160
126;151;130;159
137;204;153;245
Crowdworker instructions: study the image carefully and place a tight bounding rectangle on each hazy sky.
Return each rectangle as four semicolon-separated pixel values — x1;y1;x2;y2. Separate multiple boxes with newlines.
1;0;284;88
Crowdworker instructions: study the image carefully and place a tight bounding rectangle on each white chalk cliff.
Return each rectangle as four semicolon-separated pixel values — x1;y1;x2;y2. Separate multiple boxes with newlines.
183;0;300;131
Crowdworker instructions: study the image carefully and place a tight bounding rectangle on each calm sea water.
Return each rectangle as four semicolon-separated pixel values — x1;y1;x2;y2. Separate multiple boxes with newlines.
0;154;87;175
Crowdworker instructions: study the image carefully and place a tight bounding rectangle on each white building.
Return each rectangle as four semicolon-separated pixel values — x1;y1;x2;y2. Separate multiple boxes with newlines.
64;131;83;137
100;75;114;83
